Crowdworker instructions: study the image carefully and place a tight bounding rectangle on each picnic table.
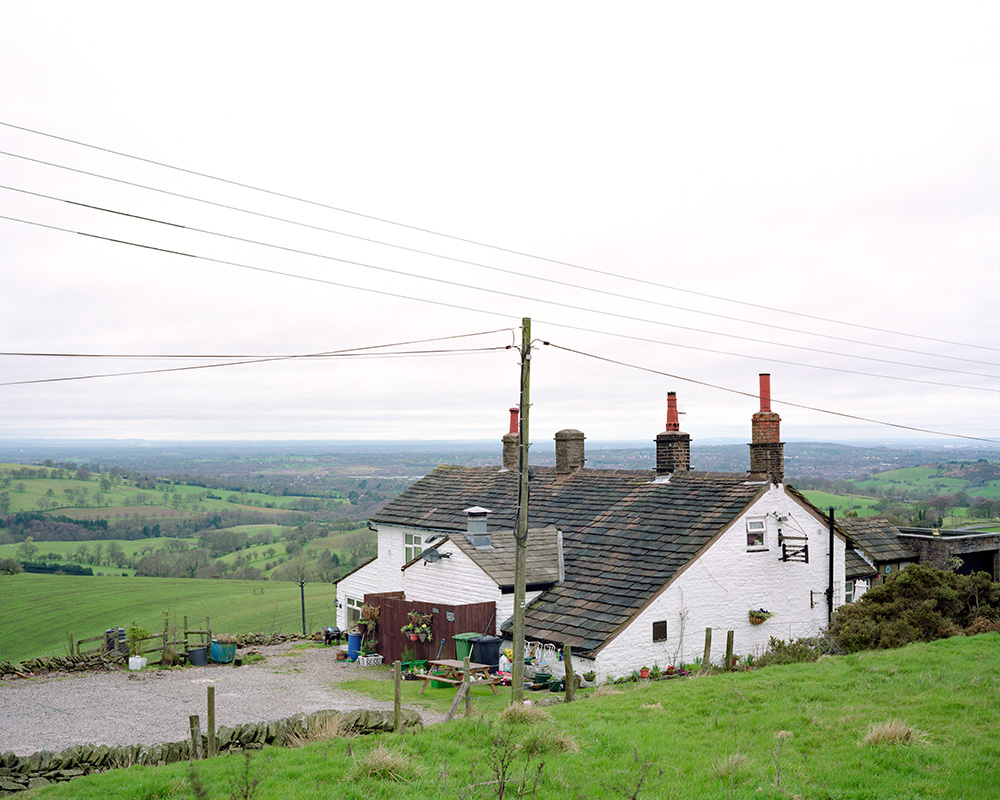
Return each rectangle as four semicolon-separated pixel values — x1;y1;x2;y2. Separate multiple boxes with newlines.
416;659;499;695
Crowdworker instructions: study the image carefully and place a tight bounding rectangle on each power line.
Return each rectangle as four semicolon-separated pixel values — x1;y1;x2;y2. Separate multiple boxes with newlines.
1;212;996;394
0;334;514;387
1;159;992;369
543;342;1000;444
1;119;993;355
2;197;996;383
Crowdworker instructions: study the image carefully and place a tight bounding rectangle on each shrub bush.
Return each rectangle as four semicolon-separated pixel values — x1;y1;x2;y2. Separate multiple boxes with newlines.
831;564;1000;653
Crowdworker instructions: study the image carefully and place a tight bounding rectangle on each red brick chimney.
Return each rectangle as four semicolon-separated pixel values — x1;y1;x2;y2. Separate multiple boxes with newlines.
656;391;690;474
749;374;784;483
502;407;519;470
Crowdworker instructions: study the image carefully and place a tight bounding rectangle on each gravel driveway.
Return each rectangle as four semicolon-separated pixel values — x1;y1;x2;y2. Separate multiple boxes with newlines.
0;643;443;756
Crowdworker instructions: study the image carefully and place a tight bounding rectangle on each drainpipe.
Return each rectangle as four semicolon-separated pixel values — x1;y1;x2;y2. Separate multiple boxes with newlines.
827;507;835;625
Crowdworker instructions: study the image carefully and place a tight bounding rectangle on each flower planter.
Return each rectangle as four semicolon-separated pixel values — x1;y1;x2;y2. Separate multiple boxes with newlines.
358;654;383;667
750;616;766;625
187;646;208;666
211;640;236;663
128;656;147;671
418;633;427;642
409;633;419;641
639;668;650;679
336;650;346;661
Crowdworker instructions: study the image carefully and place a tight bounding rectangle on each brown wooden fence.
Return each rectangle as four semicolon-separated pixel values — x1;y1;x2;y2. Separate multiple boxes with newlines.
363;592;497;665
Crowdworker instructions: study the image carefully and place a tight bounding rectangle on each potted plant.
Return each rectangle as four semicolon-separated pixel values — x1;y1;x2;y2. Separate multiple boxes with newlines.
749;608;774;625
639;665;650;679
126;622;150;670
401;622;419;641
583;670;596;684
415;622;433;643
211;633;238;663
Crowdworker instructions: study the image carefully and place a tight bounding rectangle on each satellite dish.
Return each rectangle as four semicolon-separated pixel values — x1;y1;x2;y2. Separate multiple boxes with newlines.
420;548;450;562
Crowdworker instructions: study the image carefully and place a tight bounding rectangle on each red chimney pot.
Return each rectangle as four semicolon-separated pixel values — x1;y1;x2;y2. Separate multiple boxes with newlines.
665;392;680;431
758;374;771;413
508;407;519;434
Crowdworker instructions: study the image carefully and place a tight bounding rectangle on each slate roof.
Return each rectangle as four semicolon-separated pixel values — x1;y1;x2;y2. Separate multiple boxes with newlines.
838;516;916;564
845;548;878;581
411;525;561;589
373;466;772;656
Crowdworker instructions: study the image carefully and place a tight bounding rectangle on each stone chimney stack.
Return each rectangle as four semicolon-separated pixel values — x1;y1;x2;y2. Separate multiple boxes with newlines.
655;391;691;474
555;429;585;474
502;407;519;470
749;373;784;483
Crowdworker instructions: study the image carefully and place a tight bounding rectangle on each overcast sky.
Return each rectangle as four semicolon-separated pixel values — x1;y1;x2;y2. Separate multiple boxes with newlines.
1;3;997;447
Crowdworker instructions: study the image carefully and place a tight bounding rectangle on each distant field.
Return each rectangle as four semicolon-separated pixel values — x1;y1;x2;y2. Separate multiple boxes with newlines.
852;465;998;498
799;490;881;517
0;574;338;664
0;462;343;520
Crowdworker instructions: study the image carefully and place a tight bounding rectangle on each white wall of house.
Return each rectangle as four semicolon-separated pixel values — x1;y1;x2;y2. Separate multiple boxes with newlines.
403;537;543;624
335;523;415;631
592;484;846;682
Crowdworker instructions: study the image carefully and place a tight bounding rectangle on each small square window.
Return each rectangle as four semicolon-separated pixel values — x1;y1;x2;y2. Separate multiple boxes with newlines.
652;620;667;642
746;518;766;549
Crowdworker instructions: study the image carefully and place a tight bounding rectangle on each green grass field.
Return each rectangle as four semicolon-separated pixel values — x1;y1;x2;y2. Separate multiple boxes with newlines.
799;489;882;517
852;465;998;498
28;633;1000;799
0;462;344;519
0;573;338;664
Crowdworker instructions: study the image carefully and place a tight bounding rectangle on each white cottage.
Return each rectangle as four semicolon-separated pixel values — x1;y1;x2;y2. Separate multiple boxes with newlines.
337;375;850;680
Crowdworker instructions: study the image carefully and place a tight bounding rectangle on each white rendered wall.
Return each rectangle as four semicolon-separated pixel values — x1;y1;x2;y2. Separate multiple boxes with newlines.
403;538;542;624
335;523;412;630
593;484;845;682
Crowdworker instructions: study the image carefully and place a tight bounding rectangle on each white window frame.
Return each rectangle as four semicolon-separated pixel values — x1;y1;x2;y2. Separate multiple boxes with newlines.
405;532;422;563
746;517;767;550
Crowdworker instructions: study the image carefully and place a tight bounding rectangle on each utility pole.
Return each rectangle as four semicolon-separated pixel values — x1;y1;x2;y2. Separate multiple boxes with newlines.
511;317;531;704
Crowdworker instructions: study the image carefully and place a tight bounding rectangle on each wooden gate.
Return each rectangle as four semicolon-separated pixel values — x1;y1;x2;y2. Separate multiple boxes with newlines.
363;592;497;665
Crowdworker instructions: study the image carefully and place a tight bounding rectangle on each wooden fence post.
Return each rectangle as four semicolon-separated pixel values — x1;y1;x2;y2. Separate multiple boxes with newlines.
725;630;734;671
189;715;202;760
701;627;712;674
207;687;216;757
463;656;472;718
393;661;402;732
563;645;576;703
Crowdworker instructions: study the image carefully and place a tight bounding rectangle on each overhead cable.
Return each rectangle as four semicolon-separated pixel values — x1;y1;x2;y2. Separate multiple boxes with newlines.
543;342;999;444
0;119;993;354
1;199;995;383
0;165;991;368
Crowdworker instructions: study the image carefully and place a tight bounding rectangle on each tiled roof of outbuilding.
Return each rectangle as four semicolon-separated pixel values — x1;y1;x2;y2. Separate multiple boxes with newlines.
837;516;916;563
420;525;561;589
373;466;771;655
845;548;878;581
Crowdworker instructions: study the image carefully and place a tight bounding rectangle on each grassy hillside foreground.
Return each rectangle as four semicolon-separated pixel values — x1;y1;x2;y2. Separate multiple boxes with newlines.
0;574;338;664
28;634;1000;800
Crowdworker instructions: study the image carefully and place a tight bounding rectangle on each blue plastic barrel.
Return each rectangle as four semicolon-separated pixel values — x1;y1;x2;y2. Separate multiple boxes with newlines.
347;632;362;660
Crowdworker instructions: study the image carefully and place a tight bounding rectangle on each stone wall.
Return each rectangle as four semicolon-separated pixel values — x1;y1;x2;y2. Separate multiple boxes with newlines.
0;708;420;795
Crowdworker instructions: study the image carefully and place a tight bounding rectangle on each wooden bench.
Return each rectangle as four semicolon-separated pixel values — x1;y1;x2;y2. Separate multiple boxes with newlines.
415;673;461;693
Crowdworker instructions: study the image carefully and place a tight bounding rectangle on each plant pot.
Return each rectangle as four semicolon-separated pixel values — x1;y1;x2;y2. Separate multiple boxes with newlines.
409;633;419;641
336;650;346;661
639;668;650;679
211;640;236;663
187;646;208;666
418;633;427;642
128;656;147;670
750;617;765;625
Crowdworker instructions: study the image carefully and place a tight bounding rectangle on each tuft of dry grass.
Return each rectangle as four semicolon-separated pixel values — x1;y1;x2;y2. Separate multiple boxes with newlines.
641;702;663;711
863;720;928;747
498;704;552;725
709;752;749;781
286;715;352;747
346;743;420;783
519;728;581;757
593;685;623;697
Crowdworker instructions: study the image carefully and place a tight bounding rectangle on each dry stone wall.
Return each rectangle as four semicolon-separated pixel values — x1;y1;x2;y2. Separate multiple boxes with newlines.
0;708;421;794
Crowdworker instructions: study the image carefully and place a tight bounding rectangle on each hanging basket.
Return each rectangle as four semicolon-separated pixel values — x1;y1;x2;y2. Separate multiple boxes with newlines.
750;616;765;625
